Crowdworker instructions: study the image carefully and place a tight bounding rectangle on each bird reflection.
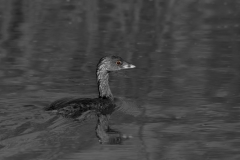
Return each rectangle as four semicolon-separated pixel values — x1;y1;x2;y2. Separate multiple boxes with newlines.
96;114;122;144
73;98;126;144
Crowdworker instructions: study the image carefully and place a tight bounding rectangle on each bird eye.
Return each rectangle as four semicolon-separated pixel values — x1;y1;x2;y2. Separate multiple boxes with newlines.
116;60;122;65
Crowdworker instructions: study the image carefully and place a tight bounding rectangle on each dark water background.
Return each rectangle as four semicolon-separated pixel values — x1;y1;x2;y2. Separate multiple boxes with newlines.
1;0;240;159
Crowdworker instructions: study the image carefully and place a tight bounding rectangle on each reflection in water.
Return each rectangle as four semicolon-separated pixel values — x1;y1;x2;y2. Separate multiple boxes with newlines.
46;97;130;145
47;98;122;144
1;0;240;159
95;107;122;144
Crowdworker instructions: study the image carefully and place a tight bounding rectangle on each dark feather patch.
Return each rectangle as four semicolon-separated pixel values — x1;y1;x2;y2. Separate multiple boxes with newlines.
45;97;116;118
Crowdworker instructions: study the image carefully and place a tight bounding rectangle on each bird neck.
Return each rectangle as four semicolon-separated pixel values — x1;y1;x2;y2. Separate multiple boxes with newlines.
97;69;113;100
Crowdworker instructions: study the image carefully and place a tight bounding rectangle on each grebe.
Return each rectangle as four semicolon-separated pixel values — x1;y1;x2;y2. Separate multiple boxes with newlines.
45;56;135;116
45;56;136;143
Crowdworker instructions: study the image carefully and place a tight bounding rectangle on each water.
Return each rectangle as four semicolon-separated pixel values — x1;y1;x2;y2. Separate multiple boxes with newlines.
1;0;240;159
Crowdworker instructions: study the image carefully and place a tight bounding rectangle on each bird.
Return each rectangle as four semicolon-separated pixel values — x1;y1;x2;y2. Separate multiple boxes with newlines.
45;55;136;118
45;56;136;144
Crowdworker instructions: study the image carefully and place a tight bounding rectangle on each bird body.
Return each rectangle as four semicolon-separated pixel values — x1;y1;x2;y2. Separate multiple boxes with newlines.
46;97;115;118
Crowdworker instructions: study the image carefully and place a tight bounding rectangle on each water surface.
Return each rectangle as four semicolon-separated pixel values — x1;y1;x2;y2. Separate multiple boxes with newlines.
1;0;240;160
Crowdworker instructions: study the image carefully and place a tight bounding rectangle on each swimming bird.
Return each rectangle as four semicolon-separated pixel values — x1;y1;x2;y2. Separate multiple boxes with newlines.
45;56;136;143
45;55;135;117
